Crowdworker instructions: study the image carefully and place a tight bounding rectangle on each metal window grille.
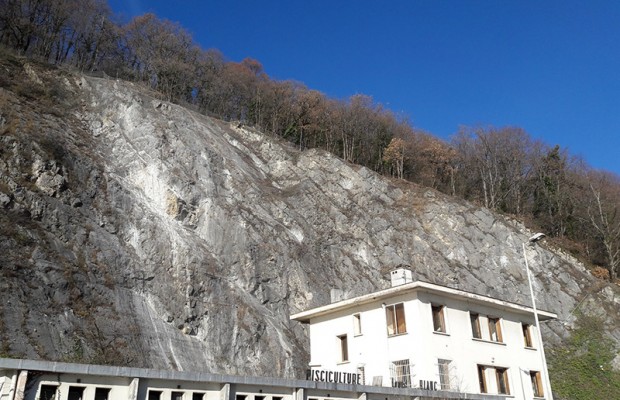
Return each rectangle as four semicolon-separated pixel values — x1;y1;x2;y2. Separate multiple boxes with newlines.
357;366;366;385
390;359;413;388
437;359;452;390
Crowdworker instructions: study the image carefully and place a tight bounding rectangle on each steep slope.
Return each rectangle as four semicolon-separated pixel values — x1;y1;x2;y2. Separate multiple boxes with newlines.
0;56;618;377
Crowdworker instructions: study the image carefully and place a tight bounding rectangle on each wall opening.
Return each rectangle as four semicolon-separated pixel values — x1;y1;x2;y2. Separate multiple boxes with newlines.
67;386;85;400
94;388;111;400
39;385;58;400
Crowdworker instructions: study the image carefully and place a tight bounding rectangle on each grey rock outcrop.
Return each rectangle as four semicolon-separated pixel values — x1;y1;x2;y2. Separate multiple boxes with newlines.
0;62;618;377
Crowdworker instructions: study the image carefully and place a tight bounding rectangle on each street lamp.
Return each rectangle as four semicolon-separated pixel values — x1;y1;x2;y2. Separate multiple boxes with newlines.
522;233;553;400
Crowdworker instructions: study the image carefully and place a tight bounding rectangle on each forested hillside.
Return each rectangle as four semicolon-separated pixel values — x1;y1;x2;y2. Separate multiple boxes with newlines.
1;0;619;283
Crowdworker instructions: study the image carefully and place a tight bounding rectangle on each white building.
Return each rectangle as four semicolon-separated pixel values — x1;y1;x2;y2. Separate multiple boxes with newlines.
290;269;556;400
0;271;552;400
0;358;504;400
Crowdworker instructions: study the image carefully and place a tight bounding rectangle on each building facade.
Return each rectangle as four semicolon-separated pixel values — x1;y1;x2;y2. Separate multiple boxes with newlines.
0;270;554;400
290;269;556;400
0;358;503;400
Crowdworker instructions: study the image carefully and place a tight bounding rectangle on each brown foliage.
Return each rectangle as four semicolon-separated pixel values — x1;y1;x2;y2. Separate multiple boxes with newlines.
2;1;620;280
591;266;610;281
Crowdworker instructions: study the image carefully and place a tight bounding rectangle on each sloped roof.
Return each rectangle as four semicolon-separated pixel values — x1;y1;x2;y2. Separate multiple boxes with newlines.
290;280;557;323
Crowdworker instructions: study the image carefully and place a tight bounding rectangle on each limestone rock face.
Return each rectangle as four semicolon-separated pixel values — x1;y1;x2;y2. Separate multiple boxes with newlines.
0;64;619;377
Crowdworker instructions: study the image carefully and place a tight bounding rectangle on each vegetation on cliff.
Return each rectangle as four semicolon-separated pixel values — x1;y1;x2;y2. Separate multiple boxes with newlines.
1;2;620;394
548;313;620;399
1;0;619;282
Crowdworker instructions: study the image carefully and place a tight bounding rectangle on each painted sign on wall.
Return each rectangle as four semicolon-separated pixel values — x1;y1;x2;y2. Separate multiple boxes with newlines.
306;370;362;385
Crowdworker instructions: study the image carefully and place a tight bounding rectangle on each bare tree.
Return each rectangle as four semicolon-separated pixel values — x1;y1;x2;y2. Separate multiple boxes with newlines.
68;0;115;71
587;170;620;281
383;137;407;179
0;0;47;52
123;13;198;101
530;145;580;238
452;126;537;214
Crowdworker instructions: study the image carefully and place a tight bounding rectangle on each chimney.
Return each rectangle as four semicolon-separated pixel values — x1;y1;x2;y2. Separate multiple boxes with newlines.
330;288;345;303
390;267;413;287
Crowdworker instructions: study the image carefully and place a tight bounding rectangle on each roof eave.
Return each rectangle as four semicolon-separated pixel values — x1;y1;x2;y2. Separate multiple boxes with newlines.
290;281;558;323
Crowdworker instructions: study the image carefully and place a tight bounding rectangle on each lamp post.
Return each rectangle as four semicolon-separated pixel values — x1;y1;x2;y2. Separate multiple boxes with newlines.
522;233;553;400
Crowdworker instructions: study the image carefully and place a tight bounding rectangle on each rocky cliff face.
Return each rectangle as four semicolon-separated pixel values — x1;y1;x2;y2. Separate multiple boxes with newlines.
1;57;619;376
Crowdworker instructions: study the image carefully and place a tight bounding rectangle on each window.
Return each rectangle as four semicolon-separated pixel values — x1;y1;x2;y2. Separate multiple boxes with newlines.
148;391;162;400
386;303;407;336
353;313;362;335
357;366;366;385
530;371;544;397
39;385;58;400
255;396;265;400
477;365;487;393
192;394;205;400
437;359;452;390
390;359;412;388
235;395;247;400
432;305;446;333
470;313;482;339
522;323;534;348
67;387;85;400
495;368;510;395
338;334;349;362
488;317;503;342
171;392;184;400
94;388;110;400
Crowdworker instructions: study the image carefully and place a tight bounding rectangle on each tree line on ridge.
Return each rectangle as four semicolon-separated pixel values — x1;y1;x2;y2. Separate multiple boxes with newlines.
1;0;619;281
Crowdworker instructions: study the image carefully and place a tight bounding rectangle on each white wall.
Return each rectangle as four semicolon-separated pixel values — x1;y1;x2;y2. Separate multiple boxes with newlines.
0;371;16;400
24;373;133;400
307;291;548;400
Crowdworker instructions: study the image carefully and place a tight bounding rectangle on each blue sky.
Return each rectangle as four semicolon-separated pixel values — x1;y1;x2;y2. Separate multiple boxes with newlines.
108;1;620;175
